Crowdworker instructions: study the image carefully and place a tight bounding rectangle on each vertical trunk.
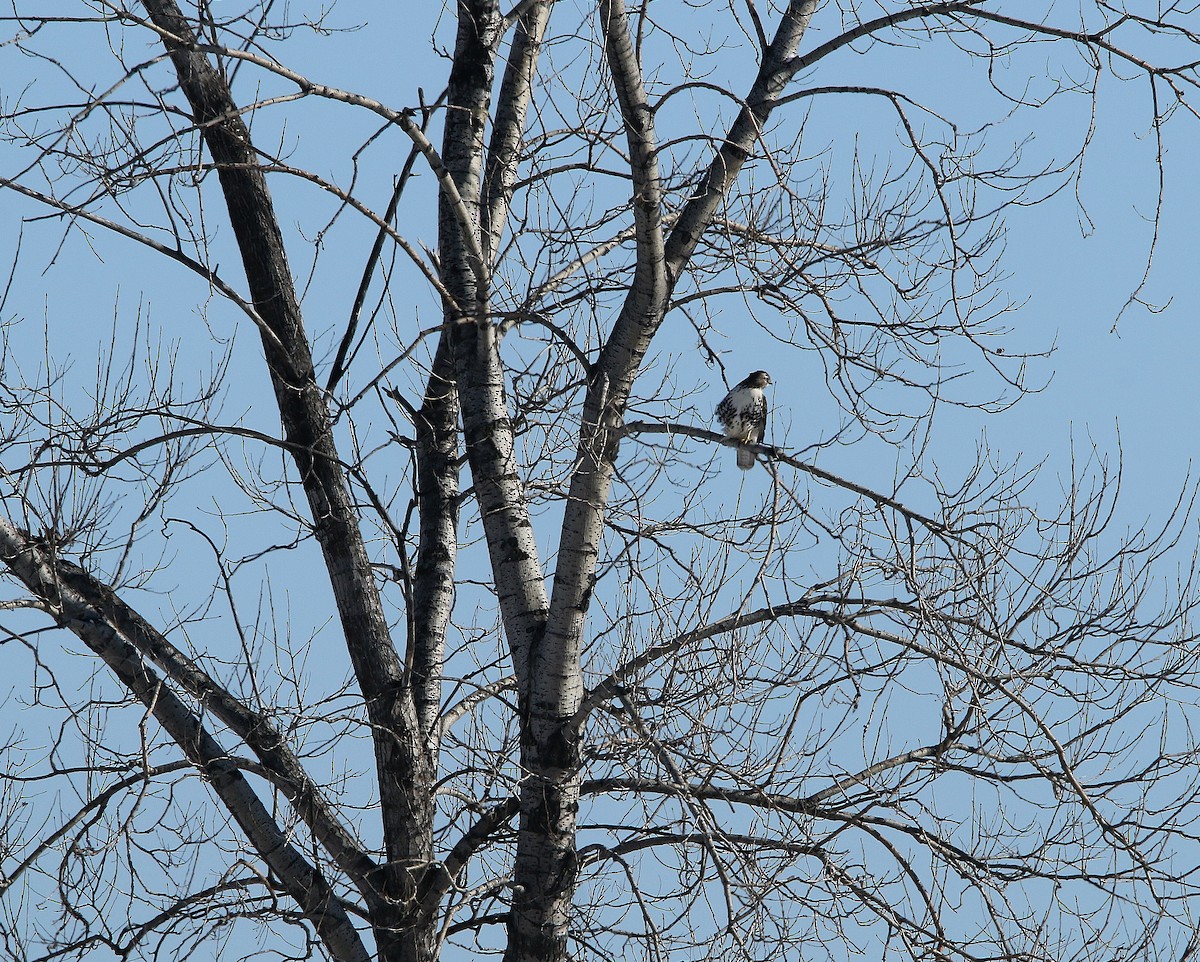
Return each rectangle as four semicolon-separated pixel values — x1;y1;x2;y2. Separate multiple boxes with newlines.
138;3;438;958
436;5;584;958
438;0;551;681
502;4;668;955
412;340;460;759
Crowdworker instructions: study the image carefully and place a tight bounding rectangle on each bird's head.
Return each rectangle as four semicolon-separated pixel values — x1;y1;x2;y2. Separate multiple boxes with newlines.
745;371;771;388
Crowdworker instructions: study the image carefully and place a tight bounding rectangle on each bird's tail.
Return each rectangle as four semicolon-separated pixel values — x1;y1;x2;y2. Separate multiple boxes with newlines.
736;445;755;470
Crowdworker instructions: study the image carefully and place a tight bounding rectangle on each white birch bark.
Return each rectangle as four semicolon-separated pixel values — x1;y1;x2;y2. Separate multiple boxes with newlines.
438;0;552;692
411;340;461;759
484;2;553;264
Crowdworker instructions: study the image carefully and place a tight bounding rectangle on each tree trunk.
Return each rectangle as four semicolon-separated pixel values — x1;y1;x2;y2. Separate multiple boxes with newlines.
139;1;438;957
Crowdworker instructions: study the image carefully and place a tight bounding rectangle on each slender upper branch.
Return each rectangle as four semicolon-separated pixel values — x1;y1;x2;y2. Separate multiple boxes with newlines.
663;0;820;277
483;1;552;264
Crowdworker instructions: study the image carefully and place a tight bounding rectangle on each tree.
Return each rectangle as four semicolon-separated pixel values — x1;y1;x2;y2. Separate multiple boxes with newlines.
1;2;1199;961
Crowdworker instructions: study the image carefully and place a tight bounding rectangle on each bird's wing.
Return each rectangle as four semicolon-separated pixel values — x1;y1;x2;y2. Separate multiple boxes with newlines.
715;391;734;428
751;392;768;444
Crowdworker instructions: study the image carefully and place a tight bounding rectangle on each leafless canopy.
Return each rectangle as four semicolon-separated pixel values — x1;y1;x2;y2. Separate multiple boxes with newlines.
2;3;1200;962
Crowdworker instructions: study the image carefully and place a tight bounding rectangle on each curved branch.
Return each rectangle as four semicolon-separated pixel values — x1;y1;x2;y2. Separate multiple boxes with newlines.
0;176;281;352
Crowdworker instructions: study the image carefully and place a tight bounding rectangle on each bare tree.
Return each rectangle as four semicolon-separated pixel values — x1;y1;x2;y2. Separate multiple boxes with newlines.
2;3;1200;961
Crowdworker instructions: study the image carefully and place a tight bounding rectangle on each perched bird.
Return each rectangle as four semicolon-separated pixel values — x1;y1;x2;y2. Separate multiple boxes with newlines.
715;370;771;469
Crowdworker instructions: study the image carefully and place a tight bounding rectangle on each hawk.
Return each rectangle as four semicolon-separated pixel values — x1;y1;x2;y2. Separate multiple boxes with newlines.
715;370;771;470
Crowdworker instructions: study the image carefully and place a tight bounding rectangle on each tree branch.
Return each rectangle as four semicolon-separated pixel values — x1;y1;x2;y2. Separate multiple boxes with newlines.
0;515;372;962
